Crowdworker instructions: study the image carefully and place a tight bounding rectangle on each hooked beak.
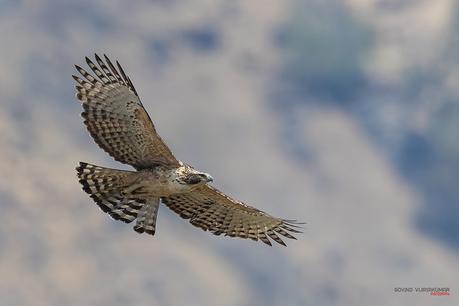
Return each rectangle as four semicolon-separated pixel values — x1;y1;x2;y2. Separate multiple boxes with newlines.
203;173;213;183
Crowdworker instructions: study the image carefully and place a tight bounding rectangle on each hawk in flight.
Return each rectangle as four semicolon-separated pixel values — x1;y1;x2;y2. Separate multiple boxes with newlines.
73;54;301;246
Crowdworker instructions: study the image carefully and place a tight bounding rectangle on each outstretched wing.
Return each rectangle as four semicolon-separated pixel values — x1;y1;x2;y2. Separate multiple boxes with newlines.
73;54;179;169
162;185;302;246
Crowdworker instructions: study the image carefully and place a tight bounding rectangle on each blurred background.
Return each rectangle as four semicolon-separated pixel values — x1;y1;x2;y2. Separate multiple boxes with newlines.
0;0;458;305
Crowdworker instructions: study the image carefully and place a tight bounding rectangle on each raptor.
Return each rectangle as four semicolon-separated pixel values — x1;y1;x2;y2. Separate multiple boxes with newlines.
73;54;301;246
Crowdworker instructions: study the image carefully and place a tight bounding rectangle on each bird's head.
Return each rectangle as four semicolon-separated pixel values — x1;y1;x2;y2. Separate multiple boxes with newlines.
175;164;213;187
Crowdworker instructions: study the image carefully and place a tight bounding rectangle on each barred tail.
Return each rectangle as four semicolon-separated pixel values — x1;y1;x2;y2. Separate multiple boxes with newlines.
76;162;159;235
133;199;160;235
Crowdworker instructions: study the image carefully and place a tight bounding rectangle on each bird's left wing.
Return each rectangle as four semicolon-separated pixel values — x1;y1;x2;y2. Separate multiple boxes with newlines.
73;54;180;170
162;185;302;246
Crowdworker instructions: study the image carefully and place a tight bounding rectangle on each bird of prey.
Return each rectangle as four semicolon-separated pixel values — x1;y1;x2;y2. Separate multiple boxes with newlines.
73;54;301;246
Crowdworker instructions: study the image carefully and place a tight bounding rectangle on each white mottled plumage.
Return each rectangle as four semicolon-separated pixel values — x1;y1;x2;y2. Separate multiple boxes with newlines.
74;54;302;246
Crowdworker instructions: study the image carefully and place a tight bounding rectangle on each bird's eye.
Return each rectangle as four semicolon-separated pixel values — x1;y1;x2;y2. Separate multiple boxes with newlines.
184;174;202;184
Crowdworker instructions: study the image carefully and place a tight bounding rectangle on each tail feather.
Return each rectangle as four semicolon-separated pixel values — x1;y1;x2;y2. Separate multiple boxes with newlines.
134;199;160;235
76;162;159;234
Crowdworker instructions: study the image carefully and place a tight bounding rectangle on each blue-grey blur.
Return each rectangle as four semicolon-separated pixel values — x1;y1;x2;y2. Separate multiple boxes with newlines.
0;1;457;306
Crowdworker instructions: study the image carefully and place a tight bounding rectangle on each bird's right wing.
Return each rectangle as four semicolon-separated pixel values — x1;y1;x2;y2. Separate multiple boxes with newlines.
73;54;180;170
162;185;302;246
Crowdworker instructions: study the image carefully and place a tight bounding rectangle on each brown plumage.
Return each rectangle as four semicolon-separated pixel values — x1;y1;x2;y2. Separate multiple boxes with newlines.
162;185;302;246
73;54;178;169
74;54;302;246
